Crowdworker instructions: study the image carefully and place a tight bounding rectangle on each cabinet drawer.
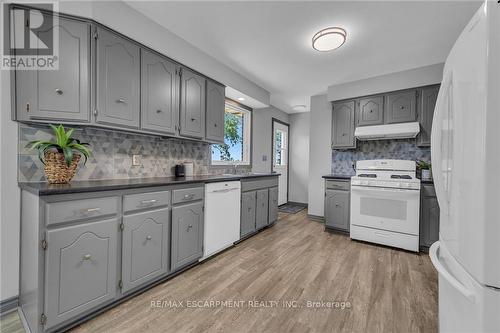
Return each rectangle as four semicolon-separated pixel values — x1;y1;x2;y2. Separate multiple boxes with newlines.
123;191;170;213
172;187;204;204
45;196;119;225
422;184;436;197
325;180;350;191
241;177;278;192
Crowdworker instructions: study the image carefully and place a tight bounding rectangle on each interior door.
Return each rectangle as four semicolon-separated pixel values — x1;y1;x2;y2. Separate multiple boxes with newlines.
272;120;288;206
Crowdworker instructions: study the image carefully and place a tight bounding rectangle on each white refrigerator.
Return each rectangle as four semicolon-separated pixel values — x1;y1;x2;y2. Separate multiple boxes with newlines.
429;1;500;332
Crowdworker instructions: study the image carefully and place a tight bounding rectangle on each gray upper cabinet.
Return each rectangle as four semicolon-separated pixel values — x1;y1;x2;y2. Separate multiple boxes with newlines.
15;15;90;123
332;101;356;149
417;85;440;147
171;201;204;271
96;28;140;129
179;68;206;139
385;90;417;124
205;80;225;143
122;208;170;293
140;49;179;136
268;187;279;224
420;184;440;249
255;189;269;230
324;189;350;232
357;96;384;126
44;218;118;329
241;191;257;237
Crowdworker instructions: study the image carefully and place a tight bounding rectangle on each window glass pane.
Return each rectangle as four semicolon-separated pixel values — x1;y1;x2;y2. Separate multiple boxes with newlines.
211;102;251;164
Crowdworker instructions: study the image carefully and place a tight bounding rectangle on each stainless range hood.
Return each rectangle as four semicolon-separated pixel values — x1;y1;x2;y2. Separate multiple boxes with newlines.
354;122;420;141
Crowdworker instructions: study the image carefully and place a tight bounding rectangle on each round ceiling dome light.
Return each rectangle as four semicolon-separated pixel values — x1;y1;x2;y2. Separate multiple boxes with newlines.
312;27;347;52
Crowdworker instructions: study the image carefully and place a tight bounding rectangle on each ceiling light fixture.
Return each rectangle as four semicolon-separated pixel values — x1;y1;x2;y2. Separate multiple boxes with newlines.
292;104;307;111
312;27;347;52
237;97;245;101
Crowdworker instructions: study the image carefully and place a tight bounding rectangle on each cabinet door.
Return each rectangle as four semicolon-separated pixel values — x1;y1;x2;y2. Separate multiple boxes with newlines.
385;90;417;124
420;195;440;248
256;189;269;230
16;16;90;123
268;187;279;224
179;68;206;139
357;96;383;126
324;189;350;232
44;218;118;329
122;208;170;293
241;191;256;237
96;28;140;129
171;201;204;271
205;80;225;143
140;49;179;136
417;86;440;147
332;101;356;149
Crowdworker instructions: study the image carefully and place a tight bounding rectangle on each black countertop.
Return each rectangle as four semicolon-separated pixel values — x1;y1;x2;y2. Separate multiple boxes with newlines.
19;173;279;196
322;174;353;180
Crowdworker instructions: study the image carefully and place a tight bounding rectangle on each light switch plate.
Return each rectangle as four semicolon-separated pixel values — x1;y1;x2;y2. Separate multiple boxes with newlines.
262;155;267;161
132;154;141;166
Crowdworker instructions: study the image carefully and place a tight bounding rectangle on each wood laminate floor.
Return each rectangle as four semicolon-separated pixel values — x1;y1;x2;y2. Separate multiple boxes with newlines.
1;210;437;333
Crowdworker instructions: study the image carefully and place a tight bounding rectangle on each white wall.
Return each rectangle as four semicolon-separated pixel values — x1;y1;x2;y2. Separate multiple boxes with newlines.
252;106;289;173
327;63;444;102
288;112;309;204
307;95;331;217
0;70;20;302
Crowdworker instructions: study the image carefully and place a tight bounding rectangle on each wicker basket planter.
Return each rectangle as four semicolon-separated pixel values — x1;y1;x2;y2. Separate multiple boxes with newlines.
44;151;81;184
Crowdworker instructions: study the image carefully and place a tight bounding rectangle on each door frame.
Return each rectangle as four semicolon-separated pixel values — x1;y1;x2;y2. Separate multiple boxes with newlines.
271;118;290;205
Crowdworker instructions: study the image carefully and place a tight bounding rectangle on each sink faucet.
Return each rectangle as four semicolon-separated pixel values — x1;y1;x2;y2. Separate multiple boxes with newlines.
233;161;239;174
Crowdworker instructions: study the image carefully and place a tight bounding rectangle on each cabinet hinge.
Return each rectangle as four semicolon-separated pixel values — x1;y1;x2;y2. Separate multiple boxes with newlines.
93;109;98;117
202;206;204;212
93;28;99;40
41;239;47;250
40;313;47;326
26;102;30;112
119;222;124;231
178;67;183;77
118;280;123;289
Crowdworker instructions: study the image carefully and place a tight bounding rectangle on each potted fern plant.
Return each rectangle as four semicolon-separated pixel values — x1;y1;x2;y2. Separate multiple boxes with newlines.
29;125;91;184
417;160;432;181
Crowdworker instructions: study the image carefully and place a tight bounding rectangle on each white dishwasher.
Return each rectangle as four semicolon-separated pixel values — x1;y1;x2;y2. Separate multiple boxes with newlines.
202;181;241;260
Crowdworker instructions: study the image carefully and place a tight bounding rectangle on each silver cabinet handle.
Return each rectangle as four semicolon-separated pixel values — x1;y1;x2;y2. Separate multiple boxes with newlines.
400;106;405;109
55;88;63;95
183;194;195;200
84;207;101;213
83;254;92;260
214;123;217;127
156;109;162;113
140;199;157;205
190;118;196;122
187;224;193;231
146;235;152;240
116;98;126;104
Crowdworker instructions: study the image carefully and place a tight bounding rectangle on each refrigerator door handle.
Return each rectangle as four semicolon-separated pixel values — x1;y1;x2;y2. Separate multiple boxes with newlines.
429;241;476;303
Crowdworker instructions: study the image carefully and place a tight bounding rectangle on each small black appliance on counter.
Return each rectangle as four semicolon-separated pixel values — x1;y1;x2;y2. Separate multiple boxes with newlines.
175;164;185;177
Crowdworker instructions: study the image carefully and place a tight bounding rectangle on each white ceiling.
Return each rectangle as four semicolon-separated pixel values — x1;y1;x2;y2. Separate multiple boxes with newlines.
128;1;480;113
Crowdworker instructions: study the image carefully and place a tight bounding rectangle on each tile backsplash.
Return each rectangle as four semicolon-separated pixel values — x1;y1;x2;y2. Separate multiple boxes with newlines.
332;139;431;175
18;124;246;182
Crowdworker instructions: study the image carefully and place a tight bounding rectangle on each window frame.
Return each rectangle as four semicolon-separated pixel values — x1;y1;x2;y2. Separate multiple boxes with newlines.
210;99;253;166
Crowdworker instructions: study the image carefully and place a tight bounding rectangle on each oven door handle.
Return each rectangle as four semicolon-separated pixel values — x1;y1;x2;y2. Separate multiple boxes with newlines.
351;185;420;198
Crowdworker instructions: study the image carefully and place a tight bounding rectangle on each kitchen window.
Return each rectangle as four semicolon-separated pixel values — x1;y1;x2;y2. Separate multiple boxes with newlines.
211;100;252;165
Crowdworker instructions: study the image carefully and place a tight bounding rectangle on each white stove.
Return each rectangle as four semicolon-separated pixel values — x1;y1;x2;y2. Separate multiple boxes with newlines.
350;159;421;252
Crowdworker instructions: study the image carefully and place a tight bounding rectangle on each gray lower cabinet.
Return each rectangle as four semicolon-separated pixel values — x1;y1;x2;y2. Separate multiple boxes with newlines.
15;15;91;123
324;180;350;232
357;96;384;126
385;90;417;124
420;184;440;250
268;187;279;224
205;80;225;143
44;218;118;329
256;189;269;230
122;208;170;293
417;85;440;147
240;191;257;237
96;27;140;129
332;101;356;149
171;201;204;271
179;68;206;139
140;49;179;136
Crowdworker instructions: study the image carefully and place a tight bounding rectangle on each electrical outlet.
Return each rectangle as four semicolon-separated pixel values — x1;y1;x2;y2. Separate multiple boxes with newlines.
262;155;268;162
132;154;141;166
